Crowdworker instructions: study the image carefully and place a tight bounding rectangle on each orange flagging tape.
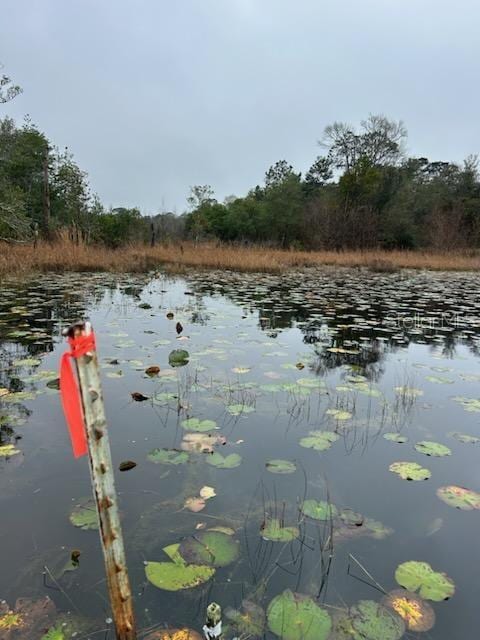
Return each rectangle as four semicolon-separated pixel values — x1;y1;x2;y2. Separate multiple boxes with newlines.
60;332;96;458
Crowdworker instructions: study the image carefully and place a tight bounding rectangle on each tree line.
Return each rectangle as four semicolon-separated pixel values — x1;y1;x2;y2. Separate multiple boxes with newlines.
1;93;479;250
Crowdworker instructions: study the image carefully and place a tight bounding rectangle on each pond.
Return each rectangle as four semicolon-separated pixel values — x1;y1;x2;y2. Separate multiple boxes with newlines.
1;267;479;639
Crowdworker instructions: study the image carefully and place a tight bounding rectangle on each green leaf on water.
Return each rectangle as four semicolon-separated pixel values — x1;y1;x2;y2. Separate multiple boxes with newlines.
206;452;242;469
261;518;299;542
225;600;265;638
383;433;408;444
226;403;255;416
266;459;296;474
267;590;331;640
414;441;451;457
178;531;240;567
389;461;431;481
301;499;338;521
145;546;215;591
395;561;455;601
425;375;453;384
147;449;189;465
299;431;339;451
326;409;352;420
168;349;189;367
69;498;98;530
349;600;405;640
436;485;480;510
13;357;42;367
181;418;218;432
449;432;480;445
0;444;21;457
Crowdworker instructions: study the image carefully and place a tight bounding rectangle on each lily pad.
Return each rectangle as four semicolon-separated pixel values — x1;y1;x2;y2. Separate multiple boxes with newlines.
0;444;21;457
168;349;189;367
266;459;297;474
178;531;240;567
226;403;255;416
449;432;480;444
383;433;408;444
436;485;480;510
69;498;98;530
414;441;451;457
144;628;202;640
382;590;435;632
225;600;265;638
181;418;218;432
299;431;339;451
267;590;331;640
326;409;352;420
145;543;215;591
301;499;338;521
206;452;242;469
147;448;189;465
261;518;299;542
389;462;431;481
349;600;405;640
395;561;455;601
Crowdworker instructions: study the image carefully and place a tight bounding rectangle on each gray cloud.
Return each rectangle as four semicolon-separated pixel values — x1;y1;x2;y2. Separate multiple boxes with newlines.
1;0;479;212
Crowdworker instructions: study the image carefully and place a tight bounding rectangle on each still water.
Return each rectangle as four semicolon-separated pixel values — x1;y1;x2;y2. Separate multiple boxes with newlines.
1;267;479;639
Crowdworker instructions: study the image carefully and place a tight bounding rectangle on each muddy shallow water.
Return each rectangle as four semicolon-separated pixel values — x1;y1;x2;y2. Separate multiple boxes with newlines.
1;267;479;639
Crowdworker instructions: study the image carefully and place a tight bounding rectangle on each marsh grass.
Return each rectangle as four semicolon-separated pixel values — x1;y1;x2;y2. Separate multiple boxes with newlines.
1;236;479;277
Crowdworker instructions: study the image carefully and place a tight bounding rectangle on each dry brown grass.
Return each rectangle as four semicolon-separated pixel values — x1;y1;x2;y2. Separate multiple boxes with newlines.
1;238;479;278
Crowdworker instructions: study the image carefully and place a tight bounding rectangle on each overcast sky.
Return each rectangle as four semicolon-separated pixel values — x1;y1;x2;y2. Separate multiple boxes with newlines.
1;0;479;213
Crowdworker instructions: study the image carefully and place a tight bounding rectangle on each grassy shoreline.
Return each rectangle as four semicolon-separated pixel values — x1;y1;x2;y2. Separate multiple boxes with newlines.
1;239;480;277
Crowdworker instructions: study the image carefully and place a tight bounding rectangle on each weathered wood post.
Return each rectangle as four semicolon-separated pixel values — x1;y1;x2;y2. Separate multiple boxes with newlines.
64;321;137;640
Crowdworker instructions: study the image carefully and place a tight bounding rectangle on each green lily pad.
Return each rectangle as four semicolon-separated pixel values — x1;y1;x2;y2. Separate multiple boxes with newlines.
206;452;242;469
326;409;352;420
147;449;189;465
225;600;265;637
0;444;21;457
226;403;255;416
13;357;42;367
425;375;453;384
436;485;480;510
181;418;218;432
383;433;408;444
145;544;215;591
299;431;339;451
178;531;239;567
261;518;299;542
69;498;98;530
267;590;331;640
395;561;455;601
266;459;297;474
349;600;405;640
382;590;435;632
449;432;480;444
168;349;189;367
395;386;423;398
301;499;338;521
389;462;431;481
414;441;451;457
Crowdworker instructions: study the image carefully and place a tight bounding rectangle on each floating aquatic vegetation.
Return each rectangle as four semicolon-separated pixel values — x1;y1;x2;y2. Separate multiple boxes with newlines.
232;366;251;374
145;543;215;591
0;444;21;457
168;349;189;367
144;628;202;640
181;418;218;432
13;358;42;367
414;441;451;457
265;459;297;474
145;365;160;376
261;518;299;542
339;508;364;527
147;448;189;465
395;561;455;601
119;460;137;471
69;498;98;530
184;497;206;512
206;452;242;469
178;530;239;567
452;396;480;412
347;600;405;640
301;499;338;521
436;485;480;510
226;403;255;416
383;433;408;443
394;386;423;398
267;590;331;640
299;431;339;451
131;391;149;402
449;432;480;444
0;596;56;639
180;433;225;453
225;600;265;638
382;589;435;632
199;485;216;499
326;408;352;420
389;462;431;481
425;375;453;384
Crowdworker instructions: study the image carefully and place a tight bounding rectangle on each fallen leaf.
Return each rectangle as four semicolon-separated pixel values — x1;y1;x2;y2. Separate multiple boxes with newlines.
200;486;216;500
131;392;149;402
184;497;206;512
